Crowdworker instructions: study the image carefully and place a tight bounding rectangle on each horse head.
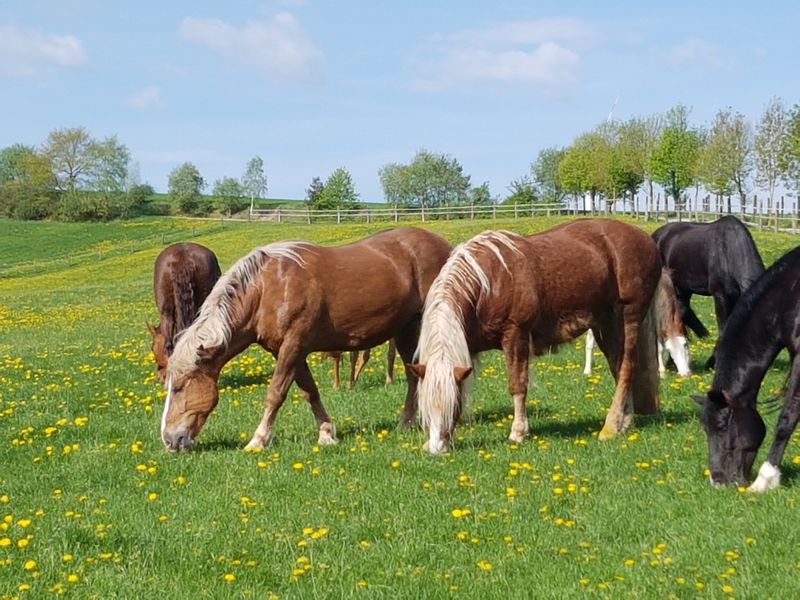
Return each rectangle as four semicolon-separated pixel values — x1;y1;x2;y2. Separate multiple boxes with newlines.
694;390;765;486
161;349;220;452
146;323;173;384
409;362;472;455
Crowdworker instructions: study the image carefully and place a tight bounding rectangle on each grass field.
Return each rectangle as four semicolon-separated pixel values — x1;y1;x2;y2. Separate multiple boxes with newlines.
1;216;800;599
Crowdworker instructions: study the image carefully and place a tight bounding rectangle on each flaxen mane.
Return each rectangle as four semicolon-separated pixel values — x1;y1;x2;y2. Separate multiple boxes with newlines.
168;242;311;379
416;231;523;432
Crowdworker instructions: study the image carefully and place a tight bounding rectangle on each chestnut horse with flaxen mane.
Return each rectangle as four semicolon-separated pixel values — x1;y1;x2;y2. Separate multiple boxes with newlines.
161;227;452;452
410;219;662;454
147;243;221;383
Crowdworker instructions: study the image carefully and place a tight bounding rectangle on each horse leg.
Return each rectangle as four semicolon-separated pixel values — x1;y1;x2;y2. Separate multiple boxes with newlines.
347;351;358;390
394;327;422;427
245;345;300;450
706;292;736;369
502;327;530;443
657;338;666;378
351;349;371;389
749;356;800;492
386;340;397;385
678;290;709;339
330;353;341;390
583;330;596;376
595;308;640;440
295;359;337;445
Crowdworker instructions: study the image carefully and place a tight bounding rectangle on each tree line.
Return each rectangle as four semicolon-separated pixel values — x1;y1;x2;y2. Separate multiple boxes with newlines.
2;97;800;222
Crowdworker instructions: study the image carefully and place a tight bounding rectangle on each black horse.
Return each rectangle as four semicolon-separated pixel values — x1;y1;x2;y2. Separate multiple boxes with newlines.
694;245;800;491
652;216;764;367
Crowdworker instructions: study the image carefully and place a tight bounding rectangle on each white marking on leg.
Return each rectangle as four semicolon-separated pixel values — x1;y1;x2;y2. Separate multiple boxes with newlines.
583;330;594;376
657;339;666;378
161;377;173;444
427;423;447;454
747;461;781;493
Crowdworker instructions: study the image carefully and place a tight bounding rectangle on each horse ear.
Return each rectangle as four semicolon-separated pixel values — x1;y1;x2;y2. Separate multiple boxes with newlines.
406;363;426;379
453;366;473;384
707;389;728;406
691;395;706;406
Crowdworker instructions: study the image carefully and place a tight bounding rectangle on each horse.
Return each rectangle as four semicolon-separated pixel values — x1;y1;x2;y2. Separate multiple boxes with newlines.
694;245;800;492
652;216;764;368
161;227;452;452
325;340;397;390
584;269;691;378
147;243;221;383
410;219;662;455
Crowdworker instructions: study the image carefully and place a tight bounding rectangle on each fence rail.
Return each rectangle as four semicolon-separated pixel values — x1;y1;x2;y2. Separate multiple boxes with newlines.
244;193;800;233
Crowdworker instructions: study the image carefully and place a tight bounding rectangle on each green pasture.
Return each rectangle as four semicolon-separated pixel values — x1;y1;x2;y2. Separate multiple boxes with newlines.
1;216;799;598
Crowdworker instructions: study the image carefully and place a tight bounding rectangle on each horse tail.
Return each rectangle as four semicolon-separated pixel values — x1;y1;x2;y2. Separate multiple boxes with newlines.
631;287;660;415
654;269;684;336
171;267;196;336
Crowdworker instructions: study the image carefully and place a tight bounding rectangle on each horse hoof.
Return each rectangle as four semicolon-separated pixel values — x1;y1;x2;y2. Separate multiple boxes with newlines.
747;462;780;493
597;426;618;441
318;423;338;446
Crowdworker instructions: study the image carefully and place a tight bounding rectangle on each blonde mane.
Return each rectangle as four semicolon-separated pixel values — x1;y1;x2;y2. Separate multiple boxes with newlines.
167;241;311;379
416;231;523;433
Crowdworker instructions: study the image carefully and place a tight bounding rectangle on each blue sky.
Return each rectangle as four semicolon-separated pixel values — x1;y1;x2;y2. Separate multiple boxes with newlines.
2;1;799;201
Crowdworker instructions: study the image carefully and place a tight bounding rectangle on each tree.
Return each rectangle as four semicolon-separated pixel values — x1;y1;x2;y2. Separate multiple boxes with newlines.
241;156;268;215
90;135;131;197
168;162;207;215
42;127;97;192
0;144;37;183
650;106;702;208
754;97;788;205
531;147;566;204
696;108;752;210
781;104;800;195
212;176;246;216
379;150;471;213
468;182;493;205
504;176;537;205
558;130;611;211
305;176;325;206
313;168;359;210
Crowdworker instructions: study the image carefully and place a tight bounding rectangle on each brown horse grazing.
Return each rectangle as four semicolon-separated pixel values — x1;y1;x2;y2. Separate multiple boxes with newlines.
161;227;452;452
147;243;222;383
410;219;662;454
325;340;398;389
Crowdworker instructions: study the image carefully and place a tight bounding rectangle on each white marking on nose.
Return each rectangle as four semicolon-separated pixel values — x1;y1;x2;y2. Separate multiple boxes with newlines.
161;377;173;444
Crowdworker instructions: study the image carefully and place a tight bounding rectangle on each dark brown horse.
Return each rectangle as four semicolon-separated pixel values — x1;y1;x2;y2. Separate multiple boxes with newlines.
410;219;662;454
161;227;452;452
147;243;221;383
325;340;397;389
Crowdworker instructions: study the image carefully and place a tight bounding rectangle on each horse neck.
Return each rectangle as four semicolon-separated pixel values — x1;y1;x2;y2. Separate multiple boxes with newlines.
714;307;782;403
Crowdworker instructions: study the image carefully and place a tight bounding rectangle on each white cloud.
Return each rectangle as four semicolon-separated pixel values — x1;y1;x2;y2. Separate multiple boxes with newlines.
666;38;727;71
179;13;323;82
444;17;595;47
0;24;87;77
414;18;591;93
127;86;164;111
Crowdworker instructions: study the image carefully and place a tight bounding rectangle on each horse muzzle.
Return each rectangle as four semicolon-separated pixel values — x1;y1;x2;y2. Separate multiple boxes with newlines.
162;428;195;453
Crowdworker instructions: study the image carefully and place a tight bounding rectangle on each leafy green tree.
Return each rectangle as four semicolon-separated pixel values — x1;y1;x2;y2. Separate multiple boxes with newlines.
696;108;751;209
305;176;325;206
313;168;359;210
0;144;36;183
241;156;268;214
168;162;207;215
649;106;702;208
504;176;537;205
212;176;246;216
558;130;611;211
42;127;98;192
755;97;788;205
781;104;800;195
531;147;566;204
90;135;131;197
379;150;471;212
468;182;493;205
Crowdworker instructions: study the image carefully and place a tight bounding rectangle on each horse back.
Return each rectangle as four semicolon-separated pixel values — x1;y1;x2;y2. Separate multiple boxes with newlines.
254;228;451;351
153;243;221;320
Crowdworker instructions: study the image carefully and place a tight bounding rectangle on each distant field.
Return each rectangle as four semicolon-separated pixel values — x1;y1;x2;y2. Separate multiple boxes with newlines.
1;216;800;598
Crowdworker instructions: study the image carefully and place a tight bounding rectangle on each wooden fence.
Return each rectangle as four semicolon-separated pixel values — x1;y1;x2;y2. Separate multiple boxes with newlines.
244;192;800;233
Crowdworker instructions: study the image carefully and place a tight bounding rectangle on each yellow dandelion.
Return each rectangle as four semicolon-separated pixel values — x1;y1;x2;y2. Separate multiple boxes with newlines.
23;559;37;570
224;573;235;583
